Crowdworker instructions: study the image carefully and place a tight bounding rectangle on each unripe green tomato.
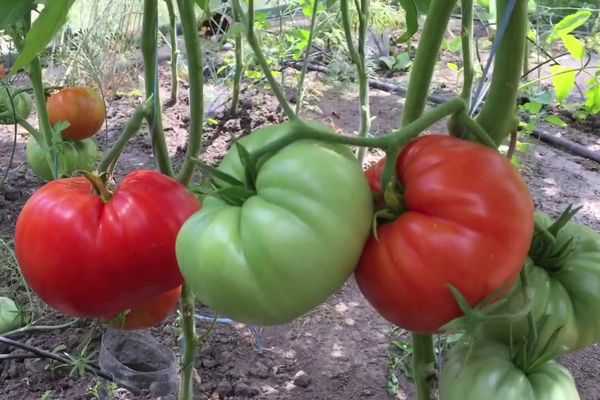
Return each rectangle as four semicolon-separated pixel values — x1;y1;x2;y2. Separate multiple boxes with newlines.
26;138;99;181
0;89;32;124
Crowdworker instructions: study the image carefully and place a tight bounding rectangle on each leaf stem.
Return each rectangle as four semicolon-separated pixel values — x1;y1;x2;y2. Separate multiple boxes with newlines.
232;0;297;121
142;0;174;176
175;0;204;186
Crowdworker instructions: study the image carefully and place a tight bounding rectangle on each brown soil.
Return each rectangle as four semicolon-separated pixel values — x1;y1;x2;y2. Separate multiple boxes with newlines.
1;62;600;400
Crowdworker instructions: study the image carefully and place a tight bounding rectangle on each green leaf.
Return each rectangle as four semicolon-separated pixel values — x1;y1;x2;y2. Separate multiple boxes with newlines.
11;0;75;74
533;90;553;105
550;65;577;104
194;0;211;16
397;0;419;43
0;0;34;30
393;53;411;70
447;62;459;72
584;80;600;114
521;101;542;115
545;115;567;128
546;10;592;44
561;34;585;61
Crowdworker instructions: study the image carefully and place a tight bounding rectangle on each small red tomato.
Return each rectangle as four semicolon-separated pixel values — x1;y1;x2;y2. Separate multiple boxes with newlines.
47;87;105;140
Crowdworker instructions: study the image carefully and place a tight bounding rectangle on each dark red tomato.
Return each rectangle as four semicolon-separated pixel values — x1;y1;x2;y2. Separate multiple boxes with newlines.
47;87;105;140
15;170;200;318
0;64;5;80
103;285;182;330
355;135;534;333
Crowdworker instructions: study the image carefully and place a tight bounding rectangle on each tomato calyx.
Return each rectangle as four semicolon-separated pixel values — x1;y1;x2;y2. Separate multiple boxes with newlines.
512;324;566;373
79;170;113;202
530;205;581;271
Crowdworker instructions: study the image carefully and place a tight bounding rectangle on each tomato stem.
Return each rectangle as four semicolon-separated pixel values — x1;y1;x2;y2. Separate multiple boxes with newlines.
79;170;112;202
230;5;243;115
142;0;174;176
175;0;204;186
475;0;529;146
97;97;153;175
295;0;319;116
164;0;179;107
412;333;436;400
178;283;199;400
401;0;458;126
232;0;297;121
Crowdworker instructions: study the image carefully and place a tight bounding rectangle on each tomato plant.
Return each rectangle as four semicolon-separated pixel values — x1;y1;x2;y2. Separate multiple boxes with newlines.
355;135;535;333
103;285;182;330
46;87;105;140
0;86;32;124
439;340;580;400
26;137;99;181
14;170;200;318
176;122;373;326
481;209;600;354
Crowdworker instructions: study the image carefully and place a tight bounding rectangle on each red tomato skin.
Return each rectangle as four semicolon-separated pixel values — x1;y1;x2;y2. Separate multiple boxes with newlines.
15;170;200;318
103;285;182;330
47;87;105;140
356;135;534;333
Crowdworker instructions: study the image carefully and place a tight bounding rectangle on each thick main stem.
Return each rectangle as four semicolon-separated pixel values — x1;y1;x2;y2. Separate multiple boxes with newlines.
178;283;199;400
295;0;319;115
230;6;243;115
232;0;297;121
165;0;179;106
401;0;457;126
412;334;436;400
459;0;475;106
175;0;204;185
142;0;173;176
356;0;371;163
29;58;53;147
475;0;528;146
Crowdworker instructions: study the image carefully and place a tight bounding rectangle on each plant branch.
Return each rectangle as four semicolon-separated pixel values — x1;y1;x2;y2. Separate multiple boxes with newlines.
295;0;320;115
178;283;199;400
3;319;79;338
412;334;436;400
355;0;371;163
230;5;243;115
232;0;297;121
175;0;204;186
164;0;179;107
142;0;173;176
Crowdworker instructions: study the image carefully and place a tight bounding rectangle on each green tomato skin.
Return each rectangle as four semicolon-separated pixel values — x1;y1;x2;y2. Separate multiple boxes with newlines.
0;297;25;334
176;122;373;326
439;341;580;400
26;137;99;181
0;89;32;124
481;212;600;354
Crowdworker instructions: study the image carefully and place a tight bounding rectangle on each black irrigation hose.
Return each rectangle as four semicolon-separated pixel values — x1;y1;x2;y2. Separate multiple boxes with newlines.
287;61;600;164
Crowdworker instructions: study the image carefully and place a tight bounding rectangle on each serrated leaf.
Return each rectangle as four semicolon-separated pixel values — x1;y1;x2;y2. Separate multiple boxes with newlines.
550;65;577;104
397;0;419;43
0;0;34;30
545;115;567;128
11;0;75;74
561;34;585;61
546;10;592;44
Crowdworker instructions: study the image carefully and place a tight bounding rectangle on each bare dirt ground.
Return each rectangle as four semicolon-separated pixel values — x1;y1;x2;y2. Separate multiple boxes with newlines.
1;59;600;400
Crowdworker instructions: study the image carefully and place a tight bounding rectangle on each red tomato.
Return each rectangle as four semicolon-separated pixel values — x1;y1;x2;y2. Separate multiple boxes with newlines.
47;87;105;140
355;135;534;333
0;64;5;80
15;170;200;318
103;285;182;330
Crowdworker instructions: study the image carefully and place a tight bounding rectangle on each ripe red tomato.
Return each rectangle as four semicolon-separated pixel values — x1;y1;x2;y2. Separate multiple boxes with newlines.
0;64;6;80
355;135;534;333
103;285;182;330
47;87;105;140
15;170;200;318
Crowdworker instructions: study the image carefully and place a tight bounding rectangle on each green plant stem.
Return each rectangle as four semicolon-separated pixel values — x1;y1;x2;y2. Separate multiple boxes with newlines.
178;283;199;400
16;118;42;144
29;58;53;147
175;0;204;186
475;0;528;146
456;113;497;148
142;0;173;176
519;267;538;347
355;0;371;163
165;0;179;106
97;99;152;174
459;0;475;106
295;0;319;115
339;0;357;64
402;0;457;126
232;0;297;121
230;6;243;115
3;319;79;338
412;334;436;400
251;97;467;162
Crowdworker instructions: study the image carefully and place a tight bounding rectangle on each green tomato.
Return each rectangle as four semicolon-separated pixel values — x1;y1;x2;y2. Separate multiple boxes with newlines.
0;88;32;124
176;121;373;325
439;340;580;400
0;297;25;334
26;137;99;181
481;212;600;354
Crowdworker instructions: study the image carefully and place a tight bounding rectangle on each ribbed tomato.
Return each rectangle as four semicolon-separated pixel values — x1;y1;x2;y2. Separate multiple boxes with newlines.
47;87;105;140
356;135;534;333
